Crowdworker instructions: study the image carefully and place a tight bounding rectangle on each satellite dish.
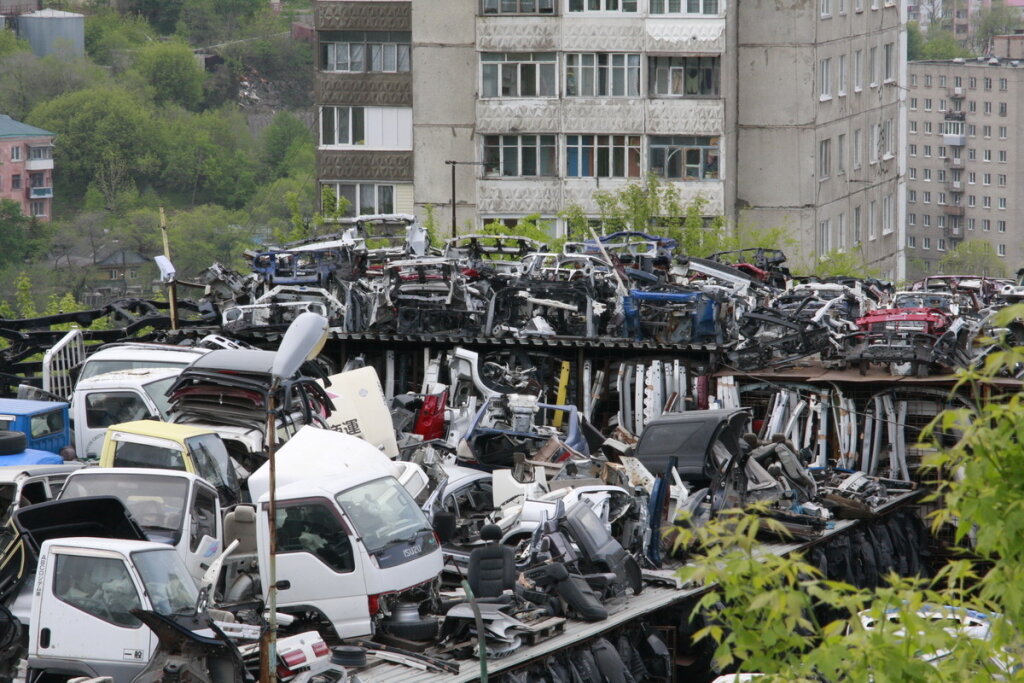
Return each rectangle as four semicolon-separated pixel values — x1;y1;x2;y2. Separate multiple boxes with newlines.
271;312;329;383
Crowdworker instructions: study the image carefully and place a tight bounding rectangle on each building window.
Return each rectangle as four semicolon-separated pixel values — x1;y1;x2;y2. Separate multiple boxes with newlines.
868;199;877;239
999;77;1008;91
854;0;862;11
968;148;976;161
999;102;1008;116
568;0;638;12
820;0;831;16
969;101;976;113
999;150;1007;162
566;135;640;177
967;124;975;136
883;118;893;156
923;214;931;227
937;169;946;181
910;97;917;109
925;75;932;87
650;57;720;97
837;212;846;249
882;194;893;235
984;77;992;90
481;0;556;13
10;174;20;190
29;200;45;217
482;53;556;98
819;219;831;255
908;190;916;202
999;244;1007;257
923;237;931;249
909;167;917;180
983;196;991;208
938;238;946;251
983;125;992;137
968;172;976;184
9;146;20;162
566;53;640;97
923;191;931;203
999;197;1007;210
853;206;862;243
969;76;976;88
819;58;831;98
883;42;894;81
869;124;880;163
924;122;932;134
983;219;991;231
968;195;976;207
319;106;412;148
320;31;411;73
938;146;946;158
939;75;947;87
998;174;1007;186
908;213;916;225
323;182;396;216
838;55;846;95
984;149;992;162
868;47;877;86
924;98;932;111
983;173;991;185
910;74;917;86
967;218;975;230
650;0;720;14
648;136;720;180
938;191;946;204
818;138;831;178
999;220;1007;233
984;101;992;114
837;133;846;173
854;50;862;90
852;128;861;169
909;121;917;133
484;135;557;176
909;144;917;156
908;235;916;247
999;126;1008;139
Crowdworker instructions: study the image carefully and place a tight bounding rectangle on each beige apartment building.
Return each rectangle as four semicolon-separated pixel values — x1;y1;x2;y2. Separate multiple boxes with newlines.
905;52;1024;278
314;0;905;279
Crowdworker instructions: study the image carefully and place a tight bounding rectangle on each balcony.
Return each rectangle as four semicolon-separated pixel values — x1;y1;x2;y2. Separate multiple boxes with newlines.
950;86;965;99
946;157;965;169
948;224;963;238
943;133;966;146
28;187;52;199
945;180;963;193
943;205;965;216
25;158;53;171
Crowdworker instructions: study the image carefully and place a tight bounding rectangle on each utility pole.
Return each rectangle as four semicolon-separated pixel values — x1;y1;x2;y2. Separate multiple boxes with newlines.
444;160;486;238
159;207;178;330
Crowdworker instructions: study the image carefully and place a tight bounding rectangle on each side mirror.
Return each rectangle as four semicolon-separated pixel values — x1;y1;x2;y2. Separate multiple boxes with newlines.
432;511;456;544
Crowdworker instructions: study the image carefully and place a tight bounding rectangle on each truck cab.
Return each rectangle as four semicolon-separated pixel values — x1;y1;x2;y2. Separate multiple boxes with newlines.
58;468;222;582
99;420;242;506
75;343;210;386
248;447;442;640
27;539;198;683
71;367;182;460
0;463;85;524
0;399;71;457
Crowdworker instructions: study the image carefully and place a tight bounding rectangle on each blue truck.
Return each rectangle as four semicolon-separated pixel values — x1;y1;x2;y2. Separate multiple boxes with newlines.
0;398;70;465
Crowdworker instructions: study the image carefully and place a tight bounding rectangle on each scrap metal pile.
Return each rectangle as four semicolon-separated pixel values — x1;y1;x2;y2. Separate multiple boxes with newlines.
0;216;1018;388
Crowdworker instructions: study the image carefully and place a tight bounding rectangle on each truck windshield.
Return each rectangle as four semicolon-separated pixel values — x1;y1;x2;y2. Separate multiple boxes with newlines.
142;376;177;420
132;548;199;615
61;474;189;542
335;477;431;554
80;360;189;382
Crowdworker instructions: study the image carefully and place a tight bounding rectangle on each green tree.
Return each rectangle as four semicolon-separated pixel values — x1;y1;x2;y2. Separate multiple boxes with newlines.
907;21;924;61
0;28;28;58
920;30;973;60
939;240;1006;276
130;40;206;110
973;0;1024;53
84;9;156;66
27;87;163;198
159;108;256;207
165;205;254;277
806;248;879;278
0;200;38;269
258;111;312;181
0;51;108;121
123;0;184;35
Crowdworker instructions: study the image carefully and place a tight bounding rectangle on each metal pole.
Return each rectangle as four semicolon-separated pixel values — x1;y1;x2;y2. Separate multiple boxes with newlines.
259;389;279;683
159;207;178;330
449;161;457;238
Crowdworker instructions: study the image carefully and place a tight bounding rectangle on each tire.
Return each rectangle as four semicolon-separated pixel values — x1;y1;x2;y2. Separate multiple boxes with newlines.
0;431;26;456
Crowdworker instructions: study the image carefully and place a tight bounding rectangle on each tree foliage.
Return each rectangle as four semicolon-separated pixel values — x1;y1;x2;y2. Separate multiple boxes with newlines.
920;30;973;60
84;9;156;65
939;240;1006;277
907;21;924;61
130;40;206;110
806;248;880;279
973;0;1024;54
259;111;312;181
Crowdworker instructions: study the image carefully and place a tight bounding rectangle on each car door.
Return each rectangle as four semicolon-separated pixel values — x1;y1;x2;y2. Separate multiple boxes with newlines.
270;498;371;638
35;550;156;670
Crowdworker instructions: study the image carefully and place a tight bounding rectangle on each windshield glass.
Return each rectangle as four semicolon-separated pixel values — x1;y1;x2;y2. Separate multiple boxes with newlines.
79;360;189;382
112;440;186;471
61;474;189;539
335;477;429;554
132;548;199;614
142;377;177;420
893;293;952;310
84;391;151;428
185;434;237;491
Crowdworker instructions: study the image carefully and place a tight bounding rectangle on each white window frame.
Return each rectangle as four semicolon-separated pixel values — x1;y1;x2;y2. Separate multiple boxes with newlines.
567;0;638;12
323;181;399;217
565;53;641;98
483;134;558;177
482;53;557;98
820;58;832;99
321;32;411;74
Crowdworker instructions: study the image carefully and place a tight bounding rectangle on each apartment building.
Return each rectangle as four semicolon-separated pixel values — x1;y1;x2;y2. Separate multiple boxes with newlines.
314;0;904;279
0;115;54;222
905;54;1024;278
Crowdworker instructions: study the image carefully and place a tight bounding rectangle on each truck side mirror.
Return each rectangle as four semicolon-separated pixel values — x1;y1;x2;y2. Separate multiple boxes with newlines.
432;511;456;544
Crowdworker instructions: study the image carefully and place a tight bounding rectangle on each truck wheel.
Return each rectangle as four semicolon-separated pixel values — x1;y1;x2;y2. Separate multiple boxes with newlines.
0;431;27;456
382;615;438;642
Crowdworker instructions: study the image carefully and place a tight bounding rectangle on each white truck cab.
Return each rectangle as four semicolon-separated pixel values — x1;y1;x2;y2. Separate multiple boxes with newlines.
76;343;210;385
57;468;222;582
27;539;197;683
249;442;443;640
71;367;182;460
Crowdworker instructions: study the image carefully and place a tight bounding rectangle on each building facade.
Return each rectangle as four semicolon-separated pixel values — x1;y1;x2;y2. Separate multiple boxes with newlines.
0;115;54;222
905;55;1024;278
314;0;904;278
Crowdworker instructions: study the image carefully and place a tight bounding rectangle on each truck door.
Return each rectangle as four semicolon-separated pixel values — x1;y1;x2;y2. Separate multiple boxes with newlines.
34;550;155;669
184;484;221;579
270;498;371;638
78;390;153;459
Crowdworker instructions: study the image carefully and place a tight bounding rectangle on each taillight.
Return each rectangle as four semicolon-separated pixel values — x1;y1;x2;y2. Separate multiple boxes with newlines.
280;649;307;669
312;641;330;658
368;594;381;616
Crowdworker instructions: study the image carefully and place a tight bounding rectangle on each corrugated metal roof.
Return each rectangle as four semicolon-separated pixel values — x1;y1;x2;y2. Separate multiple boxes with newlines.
0;115;54;140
